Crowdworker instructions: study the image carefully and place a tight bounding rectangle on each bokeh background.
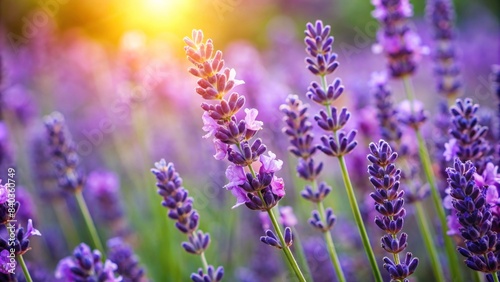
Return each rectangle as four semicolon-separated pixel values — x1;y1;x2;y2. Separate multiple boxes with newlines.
0;0;499;281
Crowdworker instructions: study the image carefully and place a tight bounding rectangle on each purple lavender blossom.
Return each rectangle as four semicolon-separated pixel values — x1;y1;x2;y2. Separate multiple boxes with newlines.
55;243;121;281
397;99;428;130
446;98;492;173
446;159;500;280
151;159;223;281
367;140;418;281
107;237;147;282
371;0;428;78
0;219;41;256
44;112;84;193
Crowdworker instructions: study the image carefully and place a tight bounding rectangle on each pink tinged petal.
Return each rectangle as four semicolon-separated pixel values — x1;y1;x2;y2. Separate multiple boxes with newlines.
202;112;219;139
244;108;263;131
229;68;245;86
25;219;41;239
260;151;283;173
280;206;297;227
486;186;499;206
230;187;249;209
0;182;7;205
224;165;246;189
271;176;285;197
213;139;228;160
474;173;487;187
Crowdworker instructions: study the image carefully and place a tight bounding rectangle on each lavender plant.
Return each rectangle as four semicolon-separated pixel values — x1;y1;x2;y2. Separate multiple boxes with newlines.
44;112;105;254
371;0;463;279
446;159;500;282
367;140;419;281
302;20;382;281
183;30;305;281
280;94;345;281
151;159;223;282
107;237;147;282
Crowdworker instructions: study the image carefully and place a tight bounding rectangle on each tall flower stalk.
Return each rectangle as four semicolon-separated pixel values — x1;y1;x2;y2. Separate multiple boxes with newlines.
371;0;462;280
446;159;500;282
151;160;223;282
280;94;345;282
367;140;419;281
303;20;382;282
44;112;105;254
183;30;305;281
371;73;446;281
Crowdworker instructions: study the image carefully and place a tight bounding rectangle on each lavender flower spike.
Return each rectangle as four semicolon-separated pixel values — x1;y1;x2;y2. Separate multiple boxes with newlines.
55;243;121;282
446;159;500;281
151;159;223;282
107;237;147;282
367;140;418;281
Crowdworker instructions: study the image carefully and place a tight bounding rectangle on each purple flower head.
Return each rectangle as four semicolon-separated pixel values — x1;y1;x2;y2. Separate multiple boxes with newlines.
191;265;224;282
44;112;85;193
304;20;339;76
244;108;263;131
448;98;491;173
107;237;146;282
0;219;41;256
0;250;10;274
367;140;418;281
55;243;121;282
86;171;124;225
446;159;500;275
474;162;500;188
397;99;427;129
0;181;7;205
0;181;19;224
371;72;403;145
427;0;461;98
202;112;220;139
259;151;283;174
224;164;249;208
371;0;428;78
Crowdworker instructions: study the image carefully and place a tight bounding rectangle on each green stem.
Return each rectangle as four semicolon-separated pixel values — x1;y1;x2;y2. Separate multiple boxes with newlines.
317;201;346;282
200;252;209;272
414;202;447;282
472;271;482;282
492;272;499;282
402;76;462;281
18;254;33;282
75;191;105;256
338;156;383;282
265;202;306;282
54;201;80;249
291;227;314;281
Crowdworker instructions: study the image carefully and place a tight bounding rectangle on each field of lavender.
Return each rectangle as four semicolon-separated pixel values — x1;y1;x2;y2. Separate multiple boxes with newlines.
0;0;499;281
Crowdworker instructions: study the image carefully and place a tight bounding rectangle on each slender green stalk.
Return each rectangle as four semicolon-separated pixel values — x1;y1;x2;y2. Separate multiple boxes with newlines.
291;227;314;282
472;270;482;282
492;272;498;282
338;156;383;282
264;202;306;282
18;254;33;282
239;144;306;281
200;252;209;272
75;191;105;256
317;201;346;282
402;76;462;281
414;202;447;282
53;201;80;249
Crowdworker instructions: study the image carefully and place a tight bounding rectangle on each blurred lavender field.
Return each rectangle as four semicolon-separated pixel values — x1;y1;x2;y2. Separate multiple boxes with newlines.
0;0;499;281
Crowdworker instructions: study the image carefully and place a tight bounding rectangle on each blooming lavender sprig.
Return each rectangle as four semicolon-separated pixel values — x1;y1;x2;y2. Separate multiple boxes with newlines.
184;29;305;281
446;159;500;281
367;140;419;281
107;237;147;282
0;219;41;256
44;112;105;254
0;180;19;225
55;243;121;281
371;0;428;78
427;0;461;99
303;20;382;282
446;98;492;174
151;159;223;282
280;95;345;280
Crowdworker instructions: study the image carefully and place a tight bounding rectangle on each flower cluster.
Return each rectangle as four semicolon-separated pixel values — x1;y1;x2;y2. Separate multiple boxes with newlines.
44;112;84;193
280;95;336;232
446;159;500;280
371;0;428;78
304;20;357;158
427;0;461;98
445;99;492;173
55;243;121;281
184;29;285;211
107;237;147;282
151;159;223;282
367;140;418;281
